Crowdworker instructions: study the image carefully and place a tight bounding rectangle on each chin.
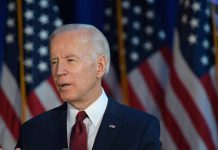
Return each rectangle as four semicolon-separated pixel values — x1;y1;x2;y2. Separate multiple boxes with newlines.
60;94;77;102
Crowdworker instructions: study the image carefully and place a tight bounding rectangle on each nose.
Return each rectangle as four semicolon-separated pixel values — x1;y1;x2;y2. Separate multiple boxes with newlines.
55;62;67;76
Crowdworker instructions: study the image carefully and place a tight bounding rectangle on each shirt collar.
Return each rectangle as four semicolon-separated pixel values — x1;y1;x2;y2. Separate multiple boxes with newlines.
67;88;108;127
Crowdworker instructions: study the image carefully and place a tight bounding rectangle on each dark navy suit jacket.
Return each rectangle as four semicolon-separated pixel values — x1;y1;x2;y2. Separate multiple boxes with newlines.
16;98;161;150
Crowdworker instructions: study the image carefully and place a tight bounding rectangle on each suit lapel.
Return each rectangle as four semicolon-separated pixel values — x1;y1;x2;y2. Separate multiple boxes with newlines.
50;103;68;150
92;99;122;150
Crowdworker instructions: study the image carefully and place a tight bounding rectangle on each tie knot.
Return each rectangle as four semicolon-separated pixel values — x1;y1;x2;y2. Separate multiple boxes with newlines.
76;111;87;122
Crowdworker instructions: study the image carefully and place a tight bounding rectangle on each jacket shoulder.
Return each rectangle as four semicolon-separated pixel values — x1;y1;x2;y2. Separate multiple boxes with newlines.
22;103;67;127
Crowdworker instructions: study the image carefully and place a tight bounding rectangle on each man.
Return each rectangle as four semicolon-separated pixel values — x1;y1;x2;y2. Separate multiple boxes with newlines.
16;24;161;150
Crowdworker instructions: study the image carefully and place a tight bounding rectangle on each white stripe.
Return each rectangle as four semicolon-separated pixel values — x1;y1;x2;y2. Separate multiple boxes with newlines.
160;122;178;150
0;64;21;119
209;67;218;94
166;83;207;150
128;69;161;117
35;80;62;111
129;67;178;150
103;64;122;102
0;116;16;150
173;30;218;147
147;51;169;88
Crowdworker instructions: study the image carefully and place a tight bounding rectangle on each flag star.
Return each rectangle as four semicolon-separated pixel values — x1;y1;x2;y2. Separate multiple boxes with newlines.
39;30;49;40
25;74;33;83
192;2;200;12
38;14;49;24
6;34;14;44
38;46;48;56
24;42;34;51
39;0;49;8
184;0;190;8
132;21;141;30
122;1;130;9
203;24;210;33
205;8;210;17
8;2;16;11
201;55;209;65
130;52;139;61
145;26;153;35
25;0;34;4
53;5;58;12
24;25;34;36
146;0;154;4
53;18;63;27
202;39;209;49
122;17;129;25
7;18;15;27
182;15;188;24
190;18;199;28
38;61;48;72
133;6;142;15
105;8;112;16
158;30;166;40
24;58;33;68
145;10;154;19
103;24;110;31
188;34;197;45
143;41;153;50
24;10;34;20
131;37;140;45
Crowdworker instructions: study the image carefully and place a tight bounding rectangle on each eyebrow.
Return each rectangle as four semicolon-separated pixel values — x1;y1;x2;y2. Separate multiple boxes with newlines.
50;54;80;61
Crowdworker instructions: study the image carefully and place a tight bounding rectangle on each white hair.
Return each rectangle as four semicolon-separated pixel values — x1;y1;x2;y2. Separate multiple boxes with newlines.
50;24;111;73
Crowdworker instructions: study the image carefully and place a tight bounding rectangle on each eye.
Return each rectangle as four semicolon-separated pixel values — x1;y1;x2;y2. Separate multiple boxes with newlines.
67;58;76;63
50;59;58;65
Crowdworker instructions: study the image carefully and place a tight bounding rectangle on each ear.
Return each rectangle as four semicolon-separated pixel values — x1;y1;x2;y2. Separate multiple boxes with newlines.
96;55;106;78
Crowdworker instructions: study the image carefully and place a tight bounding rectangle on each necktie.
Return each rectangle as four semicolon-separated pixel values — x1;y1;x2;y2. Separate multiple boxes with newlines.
70;111;87;150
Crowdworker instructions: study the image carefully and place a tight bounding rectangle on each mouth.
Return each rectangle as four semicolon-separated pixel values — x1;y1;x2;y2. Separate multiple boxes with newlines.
58;83;71;90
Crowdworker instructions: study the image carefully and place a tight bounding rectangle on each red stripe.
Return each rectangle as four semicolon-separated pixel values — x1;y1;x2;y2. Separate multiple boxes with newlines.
102;80;114;97
201;74;218;125
160;46;172;66
127;82;146;111
28;91;45;117
139;61;191;150
48;77;63;103
0;89;21;140
171;68;216;150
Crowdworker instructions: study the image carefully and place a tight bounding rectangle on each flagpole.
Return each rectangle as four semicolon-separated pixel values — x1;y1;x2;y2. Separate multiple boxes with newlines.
116;0;129;105
16;0;27;123
211;3;218;88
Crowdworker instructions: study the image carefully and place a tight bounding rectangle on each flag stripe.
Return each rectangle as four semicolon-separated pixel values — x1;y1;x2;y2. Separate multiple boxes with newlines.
1;64;21;118
28;92;46;116
0;116;16;150
171;67;216;150
139;61;190;149
128;81;146;111
166;84;207;150
35;80;62;110
103;64;122;102
201;74;218;124
48;77;62;103
0;90;20;140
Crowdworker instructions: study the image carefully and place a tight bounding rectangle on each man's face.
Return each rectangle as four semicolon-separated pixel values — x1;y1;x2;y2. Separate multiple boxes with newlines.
50;30;105;106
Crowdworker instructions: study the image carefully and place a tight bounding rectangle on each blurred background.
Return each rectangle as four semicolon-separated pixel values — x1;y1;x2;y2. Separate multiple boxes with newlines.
0;0;218;149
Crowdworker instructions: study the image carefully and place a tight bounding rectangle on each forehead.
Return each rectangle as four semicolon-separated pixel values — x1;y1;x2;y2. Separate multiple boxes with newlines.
51;29;92;43
50;29;94;57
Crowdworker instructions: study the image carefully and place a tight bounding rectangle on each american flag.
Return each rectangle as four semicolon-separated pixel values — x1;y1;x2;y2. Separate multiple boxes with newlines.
102;0;218;149
0;0;63;149
1;0;218;149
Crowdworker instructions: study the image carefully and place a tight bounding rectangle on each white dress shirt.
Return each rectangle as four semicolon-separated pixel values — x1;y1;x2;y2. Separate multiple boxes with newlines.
67;89;108;150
